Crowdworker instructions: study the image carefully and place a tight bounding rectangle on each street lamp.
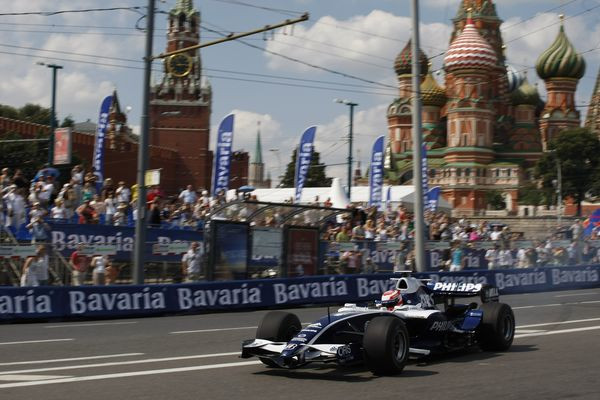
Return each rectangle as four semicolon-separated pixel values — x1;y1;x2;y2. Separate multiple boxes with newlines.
37;62;63;165
269;148;282;187
334;98;358;199
549;150;562;227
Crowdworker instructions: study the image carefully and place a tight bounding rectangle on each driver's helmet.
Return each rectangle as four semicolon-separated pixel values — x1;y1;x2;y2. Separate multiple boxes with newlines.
380;289;403;310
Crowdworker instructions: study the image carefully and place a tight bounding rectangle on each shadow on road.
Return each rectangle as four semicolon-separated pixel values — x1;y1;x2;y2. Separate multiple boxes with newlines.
414;344;538;366
254;364;438;382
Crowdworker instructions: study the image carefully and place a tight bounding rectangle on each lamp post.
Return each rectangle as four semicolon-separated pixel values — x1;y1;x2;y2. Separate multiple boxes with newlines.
334;98;358;199
550;149;562;227
37;62;63;165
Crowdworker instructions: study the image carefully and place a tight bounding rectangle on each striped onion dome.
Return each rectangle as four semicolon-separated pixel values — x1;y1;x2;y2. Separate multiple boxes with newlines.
506;64;525;93
421;70;447;107
444;17;498;72
536;24;585;80
394;39;429;76
511;78;540;106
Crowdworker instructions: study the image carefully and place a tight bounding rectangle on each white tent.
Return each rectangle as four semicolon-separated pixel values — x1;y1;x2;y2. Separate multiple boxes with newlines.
227;182;451;211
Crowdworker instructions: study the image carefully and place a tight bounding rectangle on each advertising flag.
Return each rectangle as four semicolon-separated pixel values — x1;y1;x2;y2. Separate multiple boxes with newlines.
583;208;600;236
421;143;429;211
53;127;72;165
426;186;441;213
211;114;235;196
368;135;385;207
294;126;317;203
92;95;113;184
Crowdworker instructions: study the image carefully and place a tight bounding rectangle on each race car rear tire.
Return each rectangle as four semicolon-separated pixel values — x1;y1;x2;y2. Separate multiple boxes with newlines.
256;311;301;367
478;303;515;351
363;316;409;375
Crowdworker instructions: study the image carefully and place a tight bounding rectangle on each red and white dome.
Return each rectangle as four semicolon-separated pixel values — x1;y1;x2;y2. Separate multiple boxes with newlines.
444;18;498;72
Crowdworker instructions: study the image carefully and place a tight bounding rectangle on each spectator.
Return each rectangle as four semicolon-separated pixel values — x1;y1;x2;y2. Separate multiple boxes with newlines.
179;185;197;205
449;241;465;272
21;246;48;287
351;222;365;241
490;226;503;241
485;243;500;270
4;186;26;229
182;242;203;281
81;181;96;202
90;254;110;285
116;181;131;204
105;261;120;285
335;224;351;242
90;194;106;222
364;219;376;240
51;198;68;219
76;200;98;224
29;201;47;221
340;248;362;274
70;243;91;286
113;203;128;226
363;256;378;274
11;169;28;189
149;199;161;227
37;175;55;207
104;193;116;225
498;246;514;269
27;217;51;244
0;167;11;190
71;165;83;185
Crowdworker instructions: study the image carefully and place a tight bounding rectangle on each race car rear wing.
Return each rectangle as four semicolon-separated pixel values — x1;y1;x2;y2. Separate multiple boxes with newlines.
426;282;499;303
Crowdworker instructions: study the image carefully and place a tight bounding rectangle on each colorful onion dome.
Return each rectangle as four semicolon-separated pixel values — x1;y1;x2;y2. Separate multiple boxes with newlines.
421;70;447;107
511;78;540;106
394;39;429;76
506;64;525;93
536;24;586;80
444;16;498;72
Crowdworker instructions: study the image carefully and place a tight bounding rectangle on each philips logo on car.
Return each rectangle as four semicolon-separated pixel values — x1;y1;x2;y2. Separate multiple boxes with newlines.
433;282;482;292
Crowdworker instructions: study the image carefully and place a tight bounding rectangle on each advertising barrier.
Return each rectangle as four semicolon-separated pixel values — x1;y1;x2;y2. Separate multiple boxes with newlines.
46;223;203;262
1;265;598;321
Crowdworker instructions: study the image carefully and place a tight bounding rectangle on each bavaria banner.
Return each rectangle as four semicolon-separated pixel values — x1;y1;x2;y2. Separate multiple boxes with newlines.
421;143;429;211
1;265;598;321
294;126;316;203
211;114;235;196
92;95;113;185
368;135;385;207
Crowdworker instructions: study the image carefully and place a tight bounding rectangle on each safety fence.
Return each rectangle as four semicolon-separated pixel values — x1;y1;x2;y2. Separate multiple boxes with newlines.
1;265;598;321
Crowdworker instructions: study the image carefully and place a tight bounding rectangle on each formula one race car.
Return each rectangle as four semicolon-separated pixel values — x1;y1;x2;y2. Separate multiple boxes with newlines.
241;274;515;375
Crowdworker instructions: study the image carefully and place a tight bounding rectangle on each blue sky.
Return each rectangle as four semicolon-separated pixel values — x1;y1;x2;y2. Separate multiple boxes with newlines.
1;0;599;185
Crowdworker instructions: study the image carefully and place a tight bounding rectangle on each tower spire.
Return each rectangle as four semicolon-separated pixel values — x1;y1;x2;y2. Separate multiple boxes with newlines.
253;121;263;164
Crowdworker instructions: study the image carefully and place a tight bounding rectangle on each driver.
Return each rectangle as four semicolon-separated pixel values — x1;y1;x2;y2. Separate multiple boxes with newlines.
379;289;403;311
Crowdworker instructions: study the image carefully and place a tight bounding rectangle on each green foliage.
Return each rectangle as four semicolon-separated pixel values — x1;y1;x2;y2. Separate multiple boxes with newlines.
61;115;75;127
281;148;332;188
534;128;600;216
485;190;506;210
518;182;544;206
0;132;47;179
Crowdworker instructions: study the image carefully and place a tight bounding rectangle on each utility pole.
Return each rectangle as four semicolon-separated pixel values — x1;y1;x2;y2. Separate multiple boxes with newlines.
38;62;63;165
411;0;426;272
133;0;155;285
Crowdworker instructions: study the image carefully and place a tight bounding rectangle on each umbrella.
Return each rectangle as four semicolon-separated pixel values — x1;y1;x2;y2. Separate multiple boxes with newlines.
238;185;255;193
34;167;60;181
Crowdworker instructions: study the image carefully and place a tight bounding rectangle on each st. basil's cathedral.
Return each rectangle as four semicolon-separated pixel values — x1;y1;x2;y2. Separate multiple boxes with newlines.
385;0;589;215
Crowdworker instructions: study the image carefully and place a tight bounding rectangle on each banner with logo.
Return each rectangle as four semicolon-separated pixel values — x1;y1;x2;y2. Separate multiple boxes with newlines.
421;143;429;210
211;114;235;196
92;95;113;185
294;126;316;203
368;135;385;208
53;127;72;165
426;186;441;213
2;265;598;320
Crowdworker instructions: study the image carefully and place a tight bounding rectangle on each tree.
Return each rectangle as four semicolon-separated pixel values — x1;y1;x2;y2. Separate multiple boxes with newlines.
534;128;600;216
61;115;75;127
485;190;506;210
18;103;52;125
281;148;332;188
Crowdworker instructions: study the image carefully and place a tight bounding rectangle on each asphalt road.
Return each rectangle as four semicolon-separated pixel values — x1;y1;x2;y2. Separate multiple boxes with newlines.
1;288;599;400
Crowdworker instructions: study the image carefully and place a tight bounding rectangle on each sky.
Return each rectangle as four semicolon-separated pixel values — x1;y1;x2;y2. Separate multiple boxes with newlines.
1;0;599;187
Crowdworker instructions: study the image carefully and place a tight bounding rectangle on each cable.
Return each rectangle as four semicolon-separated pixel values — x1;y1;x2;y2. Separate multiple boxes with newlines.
0;6;145;17
207;0;304;17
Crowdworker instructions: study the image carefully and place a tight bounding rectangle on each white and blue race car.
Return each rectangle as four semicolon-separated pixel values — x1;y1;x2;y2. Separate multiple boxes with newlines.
241;274;515;375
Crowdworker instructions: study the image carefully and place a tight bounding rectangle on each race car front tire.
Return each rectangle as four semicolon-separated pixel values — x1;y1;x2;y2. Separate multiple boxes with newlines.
255;311;301;367
478;302;515;351
363;316;409;375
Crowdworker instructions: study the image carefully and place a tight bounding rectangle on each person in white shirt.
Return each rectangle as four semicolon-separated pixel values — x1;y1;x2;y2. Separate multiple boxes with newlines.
498;248;513;269
179;185;197;205
182;242;203;281
104;193;116;225
490;226;503;241
38;176;55;206
516;247;527;268
91;255;110;285
485;244;500;270
51;198;68;219
29;202;47;221
115;181;131;204
3;187;26;229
